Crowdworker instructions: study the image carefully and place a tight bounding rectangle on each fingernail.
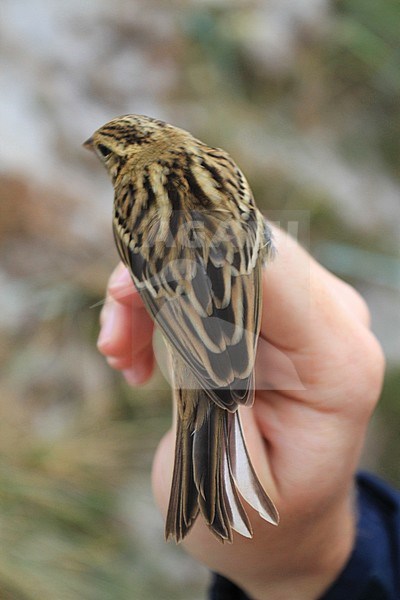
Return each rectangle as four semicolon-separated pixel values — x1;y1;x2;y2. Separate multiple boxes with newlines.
97;302;116;349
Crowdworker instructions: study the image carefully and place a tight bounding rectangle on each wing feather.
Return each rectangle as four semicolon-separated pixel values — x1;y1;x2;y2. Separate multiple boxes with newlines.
114;199;266;413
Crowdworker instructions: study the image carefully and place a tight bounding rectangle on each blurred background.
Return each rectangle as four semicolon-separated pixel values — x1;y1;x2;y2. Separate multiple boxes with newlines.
1;0;399;598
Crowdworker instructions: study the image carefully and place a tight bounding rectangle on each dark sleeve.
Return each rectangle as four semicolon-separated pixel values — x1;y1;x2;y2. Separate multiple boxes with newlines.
209;472;400;600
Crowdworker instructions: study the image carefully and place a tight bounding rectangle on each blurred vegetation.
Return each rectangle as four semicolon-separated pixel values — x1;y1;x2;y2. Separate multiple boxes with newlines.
335;0;400;176
0;0;399;598
377;367;400;486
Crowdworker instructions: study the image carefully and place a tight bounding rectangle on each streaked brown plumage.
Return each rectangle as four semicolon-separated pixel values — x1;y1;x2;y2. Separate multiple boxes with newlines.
84;115;279;542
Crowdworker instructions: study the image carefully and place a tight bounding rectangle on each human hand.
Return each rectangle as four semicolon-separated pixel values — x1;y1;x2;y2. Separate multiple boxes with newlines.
98;225;385;600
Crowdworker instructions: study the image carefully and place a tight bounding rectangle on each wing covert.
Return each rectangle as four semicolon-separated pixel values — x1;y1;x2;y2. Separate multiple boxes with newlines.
113;207;265;413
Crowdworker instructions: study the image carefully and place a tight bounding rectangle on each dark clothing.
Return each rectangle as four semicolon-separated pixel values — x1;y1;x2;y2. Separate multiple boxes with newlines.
209;473;400;599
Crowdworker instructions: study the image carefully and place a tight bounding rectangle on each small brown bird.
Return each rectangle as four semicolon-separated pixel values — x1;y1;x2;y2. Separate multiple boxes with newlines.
84;115;279;542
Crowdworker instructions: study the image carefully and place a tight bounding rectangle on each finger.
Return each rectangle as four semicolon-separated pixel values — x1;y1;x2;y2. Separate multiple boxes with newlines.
254;337;305;392
99;297;154;383
322;270;371;326
260;226;370;352
98;263;154;383
122;348;155;385
98;296;153;356
107;262;146;309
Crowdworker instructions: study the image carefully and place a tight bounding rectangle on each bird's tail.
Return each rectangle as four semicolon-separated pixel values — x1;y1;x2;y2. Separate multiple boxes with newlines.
165;387;279;543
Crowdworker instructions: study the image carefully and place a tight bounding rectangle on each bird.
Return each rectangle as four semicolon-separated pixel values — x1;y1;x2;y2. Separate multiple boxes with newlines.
83;114;279;543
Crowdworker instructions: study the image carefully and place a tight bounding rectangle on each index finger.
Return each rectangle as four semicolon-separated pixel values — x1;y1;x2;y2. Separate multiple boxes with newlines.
100;263;154;384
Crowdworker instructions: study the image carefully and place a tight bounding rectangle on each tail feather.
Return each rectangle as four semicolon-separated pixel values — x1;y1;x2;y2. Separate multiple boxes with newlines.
165;389;278;543
194;405;245;542
165;398;199;542
227;410;279;527
222;440;253;539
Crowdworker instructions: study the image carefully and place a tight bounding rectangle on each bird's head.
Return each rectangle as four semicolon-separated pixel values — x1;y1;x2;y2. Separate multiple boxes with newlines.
83;114;181;183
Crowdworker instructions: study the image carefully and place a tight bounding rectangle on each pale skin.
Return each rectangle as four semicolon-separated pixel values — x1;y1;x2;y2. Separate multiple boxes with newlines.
98;225;385;600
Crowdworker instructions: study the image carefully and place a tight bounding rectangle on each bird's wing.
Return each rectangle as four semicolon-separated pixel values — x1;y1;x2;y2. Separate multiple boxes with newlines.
114;209;266;413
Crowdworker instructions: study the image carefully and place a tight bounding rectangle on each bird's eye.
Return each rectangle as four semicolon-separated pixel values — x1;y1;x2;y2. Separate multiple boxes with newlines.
98;144;112;158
